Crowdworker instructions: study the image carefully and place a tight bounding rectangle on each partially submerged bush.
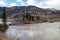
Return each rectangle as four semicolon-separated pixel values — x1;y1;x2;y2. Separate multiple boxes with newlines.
0;24;8;33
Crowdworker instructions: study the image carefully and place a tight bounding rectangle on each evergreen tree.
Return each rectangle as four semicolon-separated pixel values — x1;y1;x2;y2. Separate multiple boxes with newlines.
2;7;7;26
0;7;8;33
26;13;31;21
31;16;34;21
36;15;40;21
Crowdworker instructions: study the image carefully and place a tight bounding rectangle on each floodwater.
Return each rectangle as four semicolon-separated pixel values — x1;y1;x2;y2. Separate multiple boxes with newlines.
0;21;60;40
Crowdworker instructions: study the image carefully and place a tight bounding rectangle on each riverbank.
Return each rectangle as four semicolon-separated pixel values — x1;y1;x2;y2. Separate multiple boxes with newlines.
8;21;57;26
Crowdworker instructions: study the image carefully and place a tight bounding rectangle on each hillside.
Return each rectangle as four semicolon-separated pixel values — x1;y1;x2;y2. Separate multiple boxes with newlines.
0;6;60;18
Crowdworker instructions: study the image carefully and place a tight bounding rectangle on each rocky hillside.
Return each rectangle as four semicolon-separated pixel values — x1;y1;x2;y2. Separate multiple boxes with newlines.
0;6;60;18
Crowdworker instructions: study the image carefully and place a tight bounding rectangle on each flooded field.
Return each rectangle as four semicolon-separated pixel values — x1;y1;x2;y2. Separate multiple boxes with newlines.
0;22;60;40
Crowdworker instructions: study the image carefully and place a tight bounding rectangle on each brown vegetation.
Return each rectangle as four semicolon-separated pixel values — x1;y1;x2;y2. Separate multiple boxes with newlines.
0;24;8;33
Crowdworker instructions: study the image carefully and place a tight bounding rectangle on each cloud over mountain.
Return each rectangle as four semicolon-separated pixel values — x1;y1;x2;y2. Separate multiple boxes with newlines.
0;0;60;10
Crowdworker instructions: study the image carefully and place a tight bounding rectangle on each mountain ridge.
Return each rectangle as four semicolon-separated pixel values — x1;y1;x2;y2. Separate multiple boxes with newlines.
0;6;60;18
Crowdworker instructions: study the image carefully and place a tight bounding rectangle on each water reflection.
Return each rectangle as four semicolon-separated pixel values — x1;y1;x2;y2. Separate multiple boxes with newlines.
1;22;60;40
6;28;42;40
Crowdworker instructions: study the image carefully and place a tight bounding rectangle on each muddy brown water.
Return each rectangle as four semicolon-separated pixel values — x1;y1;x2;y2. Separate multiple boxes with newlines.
0;22;60;40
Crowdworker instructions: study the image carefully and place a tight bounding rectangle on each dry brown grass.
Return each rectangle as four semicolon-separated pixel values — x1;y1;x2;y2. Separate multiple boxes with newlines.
0;34;13;40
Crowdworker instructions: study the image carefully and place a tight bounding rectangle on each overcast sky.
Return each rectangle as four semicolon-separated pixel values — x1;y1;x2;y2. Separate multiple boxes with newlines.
0;0;60;9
